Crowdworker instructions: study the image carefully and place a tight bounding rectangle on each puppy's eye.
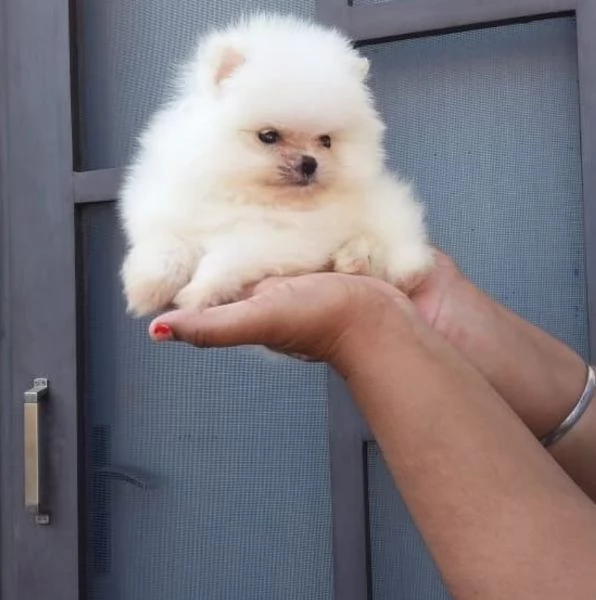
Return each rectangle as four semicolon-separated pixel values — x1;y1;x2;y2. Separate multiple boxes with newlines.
319;135;332;149
258;129;281;144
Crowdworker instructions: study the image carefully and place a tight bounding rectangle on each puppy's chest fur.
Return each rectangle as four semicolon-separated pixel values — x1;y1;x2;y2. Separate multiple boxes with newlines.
172;192;362;252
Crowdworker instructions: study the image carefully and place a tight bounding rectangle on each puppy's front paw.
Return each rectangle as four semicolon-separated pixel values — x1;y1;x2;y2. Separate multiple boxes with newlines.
387;244;435;293
332;236;373;275
123;273;178;317
396;269;429;294
121;246;195;317
173;276;241;311
172;282;218;312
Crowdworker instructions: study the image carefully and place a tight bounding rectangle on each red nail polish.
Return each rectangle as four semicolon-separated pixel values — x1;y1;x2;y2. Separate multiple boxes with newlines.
153;323;173;340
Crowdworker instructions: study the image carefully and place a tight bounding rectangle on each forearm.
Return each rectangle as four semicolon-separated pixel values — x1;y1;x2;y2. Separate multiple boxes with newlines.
338;314;596;599
438;276;596;499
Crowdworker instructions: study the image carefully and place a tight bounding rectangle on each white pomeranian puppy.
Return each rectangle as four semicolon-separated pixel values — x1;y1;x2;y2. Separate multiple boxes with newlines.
119;14;434;316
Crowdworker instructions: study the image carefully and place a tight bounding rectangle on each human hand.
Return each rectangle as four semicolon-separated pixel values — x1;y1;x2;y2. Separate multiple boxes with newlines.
407;249;465;335
408;249;590;458
148;272;415;370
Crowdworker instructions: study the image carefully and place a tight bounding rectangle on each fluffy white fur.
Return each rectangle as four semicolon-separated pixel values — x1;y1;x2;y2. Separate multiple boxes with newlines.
119;14;434;316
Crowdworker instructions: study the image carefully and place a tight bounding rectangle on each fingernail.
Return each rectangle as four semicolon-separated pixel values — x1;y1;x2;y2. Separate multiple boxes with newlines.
152;323;173;341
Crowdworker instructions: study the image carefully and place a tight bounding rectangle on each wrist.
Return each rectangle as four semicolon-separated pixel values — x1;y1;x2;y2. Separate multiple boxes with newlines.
435;274;587;437
329;287;418;377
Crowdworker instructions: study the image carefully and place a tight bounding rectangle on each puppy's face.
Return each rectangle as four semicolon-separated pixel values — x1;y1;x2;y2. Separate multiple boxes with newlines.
206;100;384;206
193;31;385;204
235;124;351;193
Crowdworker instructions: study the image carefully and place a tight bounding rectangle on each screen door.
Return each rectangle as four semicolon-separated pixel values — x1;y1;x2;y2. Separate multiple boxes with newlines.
77;3;340;599
2;1;594;600
359;16;589;600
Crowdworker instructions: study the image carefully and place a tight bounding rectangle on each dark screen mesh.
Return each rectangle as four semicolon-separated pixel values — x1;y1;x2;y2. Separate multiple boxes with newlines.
79;4;587;599
78;0;314;169
81;204;333;600
362;16;587;358
80;3;335;596
362;16;587;599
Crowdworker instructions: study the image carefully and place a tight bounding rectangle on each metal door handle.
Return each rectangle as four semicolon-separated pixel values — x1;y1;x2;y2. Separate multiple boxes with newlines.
24;377;50;524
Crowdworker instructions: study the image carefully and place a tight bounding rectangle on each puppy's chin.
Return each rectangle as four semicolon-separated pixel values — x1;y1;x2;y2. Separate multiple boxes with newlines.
257;179;327;208
276;174;320;189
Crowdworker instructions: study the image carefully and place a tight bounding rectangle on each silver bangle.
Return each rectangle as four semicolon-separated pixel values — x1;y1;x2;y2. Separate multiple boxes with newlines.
540;364;595;448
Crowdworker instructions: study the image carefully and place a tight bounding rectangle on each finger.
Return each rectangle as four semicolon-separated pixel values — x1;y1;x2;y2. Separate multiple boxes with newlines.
239;269;333;299
148;290;291;349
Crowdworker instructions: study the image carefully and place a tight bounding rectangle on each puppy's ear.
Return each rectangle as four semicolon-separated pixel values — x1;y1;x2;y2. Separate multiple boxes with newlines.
352;56;370;81
181;34;246;99
212;46;245;85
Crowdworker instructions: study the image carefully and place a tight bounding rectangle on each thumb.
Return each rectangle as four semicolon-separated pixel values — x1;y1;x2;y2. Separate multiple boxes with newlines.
148;291;292;350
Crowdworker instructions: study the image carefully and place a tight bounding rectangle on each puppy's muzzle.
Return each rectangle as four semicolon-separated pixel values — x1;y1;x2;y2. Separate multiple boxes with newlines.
278;154;319;186
300;155;317;178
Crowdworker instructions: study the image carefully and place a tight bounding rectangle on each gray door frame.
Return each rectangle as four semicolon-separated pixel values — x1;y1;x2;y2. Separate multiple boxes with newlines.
0;0;80;599
1;1;595;600
317;1;596;599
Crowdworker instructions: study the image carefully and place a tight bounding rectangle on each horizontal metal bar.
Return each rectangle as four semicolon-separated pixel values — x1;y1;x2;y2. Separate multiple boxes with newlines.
343;0;576;42
72;168;122;204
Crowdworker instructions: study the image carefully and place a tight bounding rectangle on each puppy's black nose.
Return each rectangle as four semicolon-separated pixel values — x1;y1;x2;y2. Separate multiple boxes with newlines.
301;155;318;177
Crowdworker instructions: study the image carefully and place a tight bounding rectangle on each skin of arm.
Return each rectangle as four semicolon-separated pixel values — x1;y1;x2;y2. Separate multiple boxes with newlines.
149;273;596;599
410;251;596;500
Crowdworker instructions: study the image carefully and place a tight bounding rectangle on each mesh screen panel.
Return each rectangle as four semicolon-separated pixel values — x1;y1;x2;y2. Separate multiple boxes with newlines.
362;17;587;358
78;0;314;169
79;5;588;599
361;16;587;599
81;204;333;600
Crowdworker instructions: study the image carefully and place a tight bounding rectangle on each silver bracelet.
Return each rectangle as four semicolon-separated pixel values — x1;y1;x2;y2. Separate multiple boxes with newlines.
540;364;595;448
